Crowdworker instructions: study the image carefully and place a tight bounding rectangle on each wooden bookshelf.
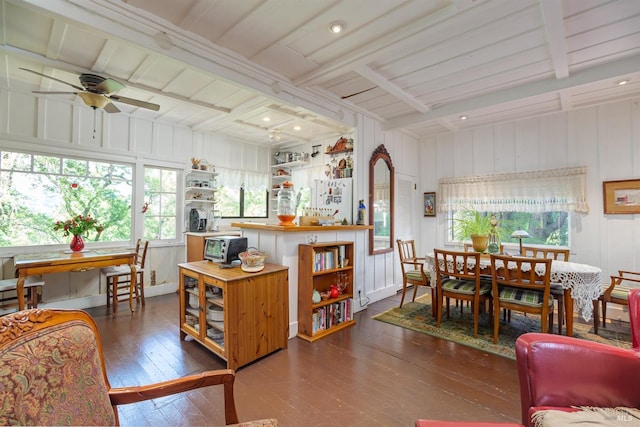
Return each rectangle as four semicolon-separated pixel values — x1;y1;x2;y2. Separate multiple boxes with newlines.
297;241;355;342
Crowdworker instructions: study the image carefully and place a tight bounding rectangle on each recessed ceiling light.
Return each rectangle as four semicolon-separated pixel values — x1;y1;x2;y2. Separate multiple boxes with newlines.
329;22;344;34
263;117;271;122
293;125;301;131
617;79;630;86
460;115;468;120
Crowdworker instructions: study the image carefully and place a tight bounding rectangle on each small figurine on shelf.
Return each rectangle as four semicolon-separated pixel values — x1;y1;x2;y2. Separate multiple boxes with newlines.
191;157;200;169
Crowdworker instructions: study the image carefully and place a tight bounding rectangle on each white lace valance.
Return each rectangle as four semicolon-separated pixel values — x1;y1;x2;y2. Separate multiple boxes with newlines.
439;166;589;213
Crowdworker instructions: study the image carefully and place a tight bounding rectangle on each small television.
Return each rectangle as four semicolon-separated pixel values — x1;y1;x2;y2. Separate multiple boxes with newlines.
204;236;247;264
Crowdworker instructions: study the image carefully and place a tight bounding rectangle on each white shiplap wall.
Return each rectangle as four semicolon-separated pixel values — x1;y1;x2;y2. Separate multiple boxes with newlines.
419;98;640;282
0;86;412;310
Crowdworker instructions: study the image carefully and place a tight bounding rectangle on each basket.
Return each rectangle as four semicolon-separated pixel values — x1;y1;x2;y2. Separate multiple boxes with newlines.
238;248;267;272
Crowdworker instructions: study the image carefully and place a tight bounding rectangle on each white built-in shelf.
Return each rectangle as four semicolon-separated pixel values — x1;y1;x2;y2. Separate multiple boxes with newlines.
187;169;219;177
271;160;309;169
186;199;218;204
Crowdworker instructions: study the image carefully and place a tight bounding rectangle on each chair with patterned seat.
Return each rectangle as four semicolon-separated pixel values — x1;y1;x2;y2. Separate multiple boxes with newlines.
490;254;554;344
433;248;492;338
0;308;278;426
593;270;640;334
520;246;570;334
396;239;433;312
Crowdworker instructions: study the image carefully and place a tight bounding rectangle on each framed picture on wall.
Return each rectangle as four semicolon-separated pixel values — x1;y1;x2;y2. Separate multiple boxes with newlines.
603;179;640;214
424;192;436;217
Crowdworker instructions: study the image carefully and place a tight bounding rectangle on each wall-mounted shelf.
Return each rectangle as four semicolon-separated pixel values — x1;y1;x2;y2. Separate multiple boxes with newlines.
271;160;309;169
325;148;353;156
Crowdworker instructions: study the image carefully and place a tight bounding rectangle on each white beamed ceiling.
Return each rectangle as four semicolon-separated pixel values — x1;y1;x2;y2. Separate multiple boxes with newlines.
2;0;640;146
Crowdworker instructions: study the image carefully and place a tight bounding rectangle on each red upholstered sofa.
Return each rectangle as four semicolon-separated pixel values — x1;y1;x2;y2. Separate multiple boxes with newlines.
516;288;640;426
516;332;640;426
415;422;522;426
630;288;640;351
416;290;640;427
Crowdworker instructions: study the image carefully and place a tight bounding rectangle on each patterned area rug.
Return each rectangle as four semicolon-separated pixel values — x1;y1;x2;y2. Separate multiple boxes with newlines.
372;294;632;359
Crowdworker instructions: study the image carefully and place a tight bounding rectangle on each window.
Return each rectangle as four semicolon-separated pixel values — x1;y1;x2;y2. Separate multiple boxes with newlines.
441;167;587;248
216;169;268;218
0;150;132;247
449;211;569;246
144;167;178;240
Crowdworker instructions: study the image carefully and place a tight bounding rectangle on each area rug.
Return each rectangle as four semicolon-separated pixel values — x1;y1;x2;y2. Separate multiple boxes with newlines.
372;294;632;359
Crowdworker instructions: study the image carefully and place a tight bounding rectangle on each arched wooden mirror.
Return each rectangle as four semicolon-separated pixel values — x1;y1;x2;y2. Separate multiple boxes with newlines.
369;144;394;255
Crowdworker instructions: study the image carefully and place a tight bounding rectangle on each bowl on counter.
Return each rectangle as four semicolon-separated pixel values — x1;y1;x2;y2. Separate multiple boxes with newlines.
238;249;267;272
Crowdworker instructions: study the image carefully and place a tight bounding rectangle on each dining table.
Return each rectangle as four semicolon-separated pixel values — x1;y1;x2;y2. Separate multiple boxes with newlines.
424;252;603;337
13;249;137;312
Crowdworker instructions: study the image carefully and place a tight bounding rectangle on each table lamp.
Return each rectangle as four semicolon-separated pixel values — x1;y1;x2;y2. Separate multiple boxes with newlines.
511;230;531;256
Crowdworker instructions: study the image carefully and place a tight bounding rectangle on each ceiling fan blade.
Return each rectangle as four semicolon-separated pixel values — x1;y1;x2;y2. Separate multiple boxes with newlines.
103;102;121;113
108;95;160;111
20;67;85;91
32;91;78;95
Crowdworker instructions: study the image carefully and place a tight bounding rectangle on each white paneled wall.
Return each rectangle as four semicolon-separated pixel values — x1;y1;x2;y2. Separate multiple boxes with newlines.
419;98;640;281
0;87;275;309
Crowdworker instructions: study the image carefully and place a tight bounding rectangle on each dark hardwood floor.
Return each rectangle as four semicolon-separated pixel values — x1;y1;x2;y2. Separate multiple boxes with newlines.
86;288;521;427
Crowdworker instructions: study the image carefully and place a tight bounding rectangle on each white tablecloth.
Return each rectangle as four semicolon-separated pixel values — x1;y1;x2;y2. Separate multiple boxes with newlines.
424;253;602;322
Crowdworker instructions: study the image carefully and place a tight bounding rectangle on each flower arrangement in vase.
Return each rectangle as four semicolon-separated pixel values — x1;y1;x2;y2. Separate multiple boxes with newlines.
53;214;104;252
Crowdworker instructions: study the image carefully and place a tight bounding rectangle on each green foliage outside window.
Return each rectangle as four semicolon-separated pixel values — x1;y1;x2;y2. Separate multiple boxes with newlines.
0;150;132;247
144;167;177;240
450;210;569;246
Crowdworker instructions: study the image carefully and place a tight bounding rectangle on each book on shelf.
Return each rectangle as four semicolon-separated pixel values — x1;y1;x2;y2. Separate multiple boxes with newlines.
311;298;353;333
312;245;347;272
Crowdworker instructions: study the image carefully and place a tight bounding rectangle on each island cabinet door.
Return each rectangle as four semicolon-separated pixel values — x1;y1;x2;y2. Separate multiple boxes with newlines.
224;268;289;369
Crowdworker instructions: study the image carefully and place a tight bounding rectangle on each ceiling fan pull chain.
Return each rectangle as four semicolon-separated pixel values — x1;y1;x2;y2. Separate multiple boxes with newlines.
93;107;97;139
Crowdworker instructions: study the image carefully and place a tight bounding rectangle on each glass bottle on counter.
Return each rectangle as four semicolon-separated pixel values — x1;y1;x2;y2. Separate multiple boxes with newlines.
277;181;297;226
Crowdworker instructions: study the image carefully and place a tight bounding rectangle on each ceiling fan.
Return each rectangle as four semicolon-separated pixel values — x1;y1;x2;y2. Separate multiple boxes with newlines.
20;67;160;113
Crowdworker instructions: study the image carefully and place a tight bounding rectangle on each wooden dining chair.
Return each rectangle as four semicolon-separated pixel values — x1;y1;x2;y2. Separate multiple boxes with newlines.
102;239;149;314
593;270;640;334
433;249;492;338
520;246;570;334
490;254;554;344
396;239;433;311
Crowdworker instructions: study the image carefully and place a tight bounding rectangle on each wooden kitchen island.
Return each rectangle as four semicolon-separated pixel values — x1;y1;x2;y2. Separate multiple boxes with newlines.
178;261;289;370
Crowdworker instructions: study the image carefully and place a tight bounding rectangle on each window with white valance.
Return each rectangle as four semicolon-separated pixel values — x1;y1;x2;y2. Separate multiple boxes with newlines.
439;166;589;214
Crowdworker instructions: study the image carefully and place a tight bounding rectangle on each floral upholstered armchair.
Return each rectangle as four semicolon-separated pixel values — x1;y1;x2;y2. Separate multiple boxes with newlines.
0;308;277;426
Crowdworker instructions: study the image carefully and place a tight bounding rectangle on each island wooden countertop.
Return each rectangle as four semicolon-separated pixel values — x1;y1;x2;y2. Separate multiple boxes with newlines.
231;222;372;232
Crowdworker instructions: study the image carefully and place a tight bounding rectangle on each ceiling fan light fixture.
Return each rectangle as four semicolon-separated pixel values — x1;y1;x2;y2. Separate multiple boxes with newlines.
78;92;110;109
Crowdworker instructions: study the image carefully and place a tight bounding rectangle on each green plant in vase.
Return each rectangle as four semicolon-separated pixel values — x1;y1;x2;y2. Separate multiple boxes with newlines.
453;209;493;253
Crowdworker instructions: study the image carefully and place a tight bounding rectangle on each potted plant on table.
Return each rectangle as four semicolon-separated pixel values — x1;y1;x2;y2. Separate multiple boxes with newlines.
453;209;493;253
